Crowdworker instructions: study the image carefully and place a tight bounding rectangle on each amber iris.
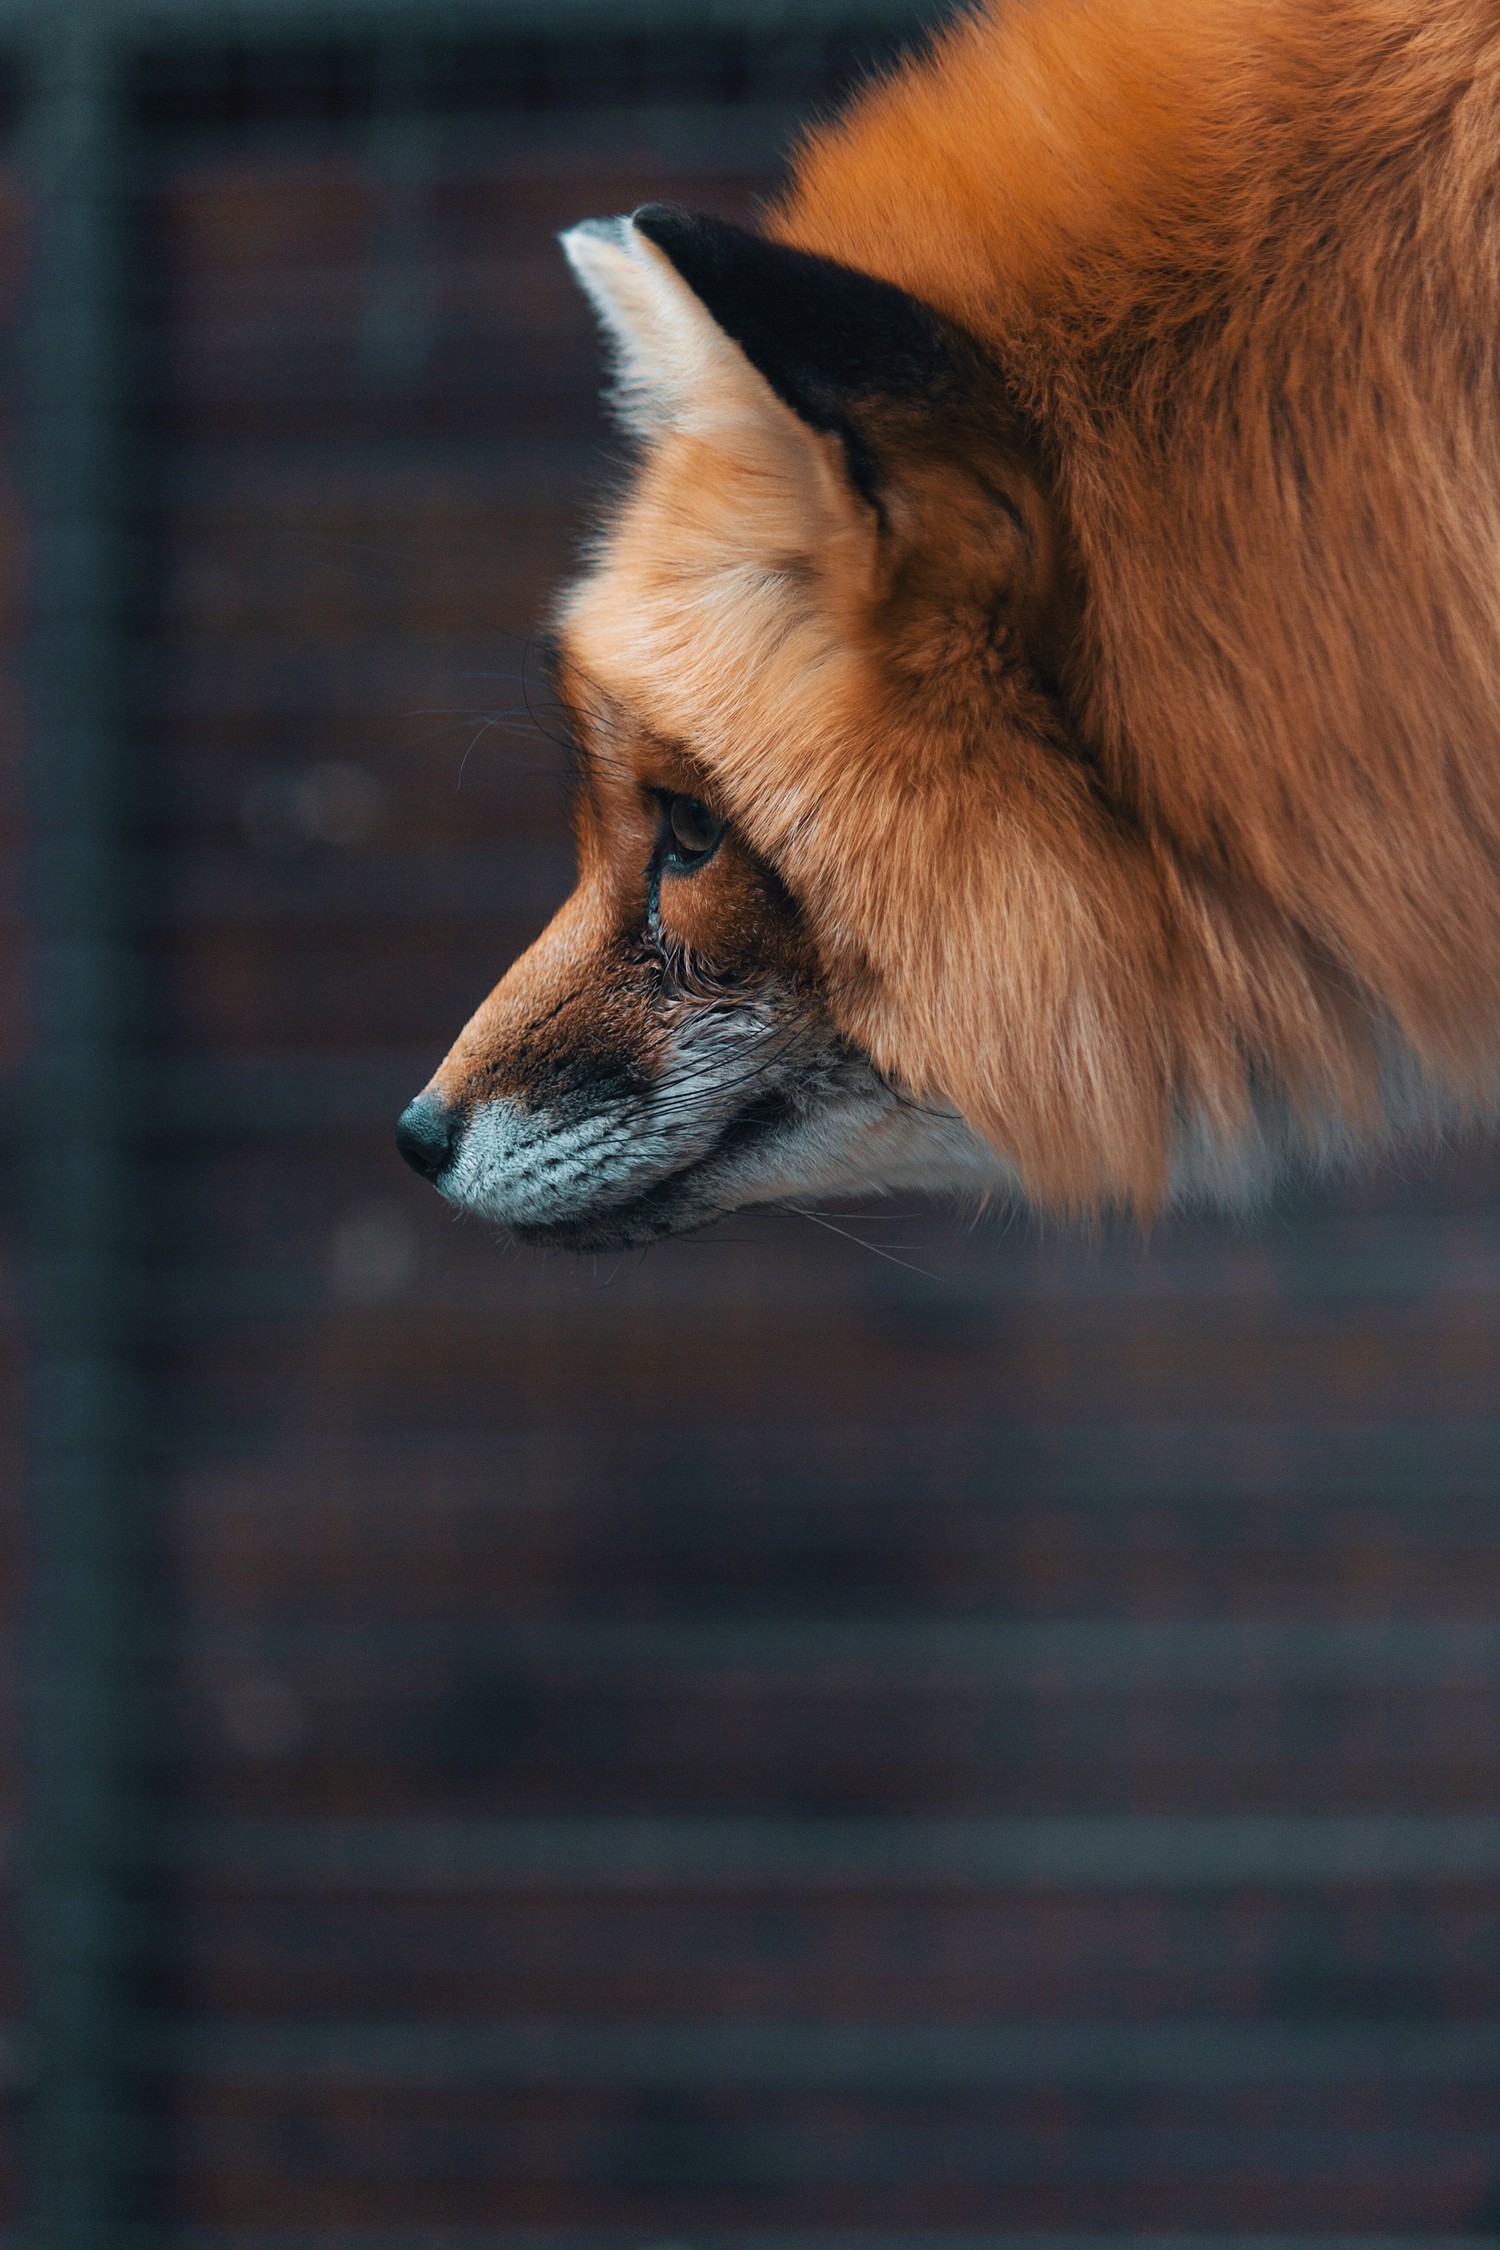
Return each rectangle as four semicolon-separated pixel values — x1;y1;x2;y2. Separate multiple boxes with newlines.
666;795;725;864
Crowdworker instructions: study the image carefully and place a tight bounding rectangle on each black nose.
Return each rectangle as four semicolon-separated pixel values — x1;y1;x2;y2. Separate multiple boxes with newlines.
395;1091;457;1180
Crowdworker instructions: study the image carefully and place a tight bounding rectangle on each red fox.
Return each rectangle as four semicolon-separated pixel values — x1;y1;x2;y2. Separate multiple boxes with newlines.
398;0;1500;1246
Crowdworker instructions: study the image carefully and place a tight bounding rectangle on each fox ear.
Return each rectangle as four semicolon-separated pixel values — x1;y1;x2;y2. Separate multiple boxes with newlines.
561;204;965;505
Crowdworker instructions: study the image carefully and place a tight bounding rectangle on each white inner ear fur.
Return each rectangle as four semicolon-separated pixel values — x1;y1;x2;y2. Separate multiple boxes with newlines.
560;213;843;502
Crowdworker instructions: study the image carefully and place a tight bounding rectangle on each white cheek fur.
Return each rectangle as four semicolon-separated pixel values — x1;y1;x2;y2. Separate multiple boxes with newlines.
440;1097;667;1228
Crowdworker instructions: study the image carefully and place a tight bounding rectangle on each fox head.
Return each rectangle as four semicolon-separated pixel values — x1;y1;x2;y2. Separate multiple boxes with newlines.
395;205;1087;1246
396;202;1361;1243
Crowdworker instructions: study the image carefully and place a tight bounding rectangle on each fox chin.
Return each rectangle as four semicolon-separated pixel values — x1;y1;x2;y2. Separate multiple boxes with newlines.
399;0;1500;1246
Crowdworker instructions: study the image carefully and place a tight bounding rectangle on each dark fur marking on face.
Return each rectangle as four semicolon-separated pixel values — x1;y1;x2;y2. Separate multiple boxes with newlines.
454;938;665;1117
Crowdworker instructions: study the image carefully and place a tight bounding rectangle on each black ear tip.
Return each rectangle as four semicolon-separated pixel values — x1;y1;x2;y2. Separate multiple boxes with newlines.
623;199;968;483
631;202;720;257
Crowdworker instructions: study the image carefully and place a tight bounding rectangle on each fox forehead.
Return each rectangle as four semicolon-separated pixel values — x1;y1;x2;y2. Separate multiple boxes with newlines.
555;437;877;868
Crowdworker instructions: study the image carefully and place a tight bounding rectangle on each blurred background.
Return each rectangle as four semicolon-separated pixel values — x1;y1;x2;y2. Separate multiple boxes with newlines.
1;0;1499;2239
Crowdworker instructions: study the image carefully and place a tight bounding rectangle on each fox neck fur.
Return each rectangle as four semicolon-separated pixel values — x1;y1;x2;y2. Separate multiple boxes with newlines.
760;0;1500;1203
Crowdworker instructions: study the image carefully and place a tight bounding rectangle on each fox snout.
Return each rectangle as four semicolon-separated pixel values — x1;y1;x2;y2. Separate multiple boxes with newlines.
393;998;873;1251
393;806;897;1247
395;963;1008;1250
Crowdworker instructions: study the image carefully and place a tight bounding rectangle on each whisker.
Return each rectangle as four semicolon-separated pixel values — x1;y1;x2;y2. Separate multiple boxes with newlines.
391;705;575;781
456;715;502;792
406;704;533;720
794;1208;945;1282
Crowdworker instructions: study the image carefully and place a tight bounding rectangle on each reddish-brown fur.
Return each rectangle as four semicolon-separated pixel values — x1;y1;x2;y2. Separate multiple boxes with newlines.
417;0;1500;1232
760;0;1500;1203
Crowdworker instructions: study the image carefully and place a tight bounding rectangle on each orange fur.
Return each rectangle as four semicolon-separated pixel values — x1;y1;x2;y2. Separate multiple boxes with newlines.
415;0;1500;1230
755;0;1500;1204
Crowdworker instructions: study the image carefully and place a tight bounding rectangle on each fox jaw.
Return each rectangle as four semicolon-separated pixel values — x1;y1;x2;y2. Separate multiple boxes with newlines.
395;205;1402;1247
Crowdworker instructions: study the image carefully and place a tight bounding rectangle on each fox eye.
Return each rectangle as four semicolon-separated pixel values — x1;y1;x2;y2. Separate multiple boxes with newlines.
665;794;725;868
